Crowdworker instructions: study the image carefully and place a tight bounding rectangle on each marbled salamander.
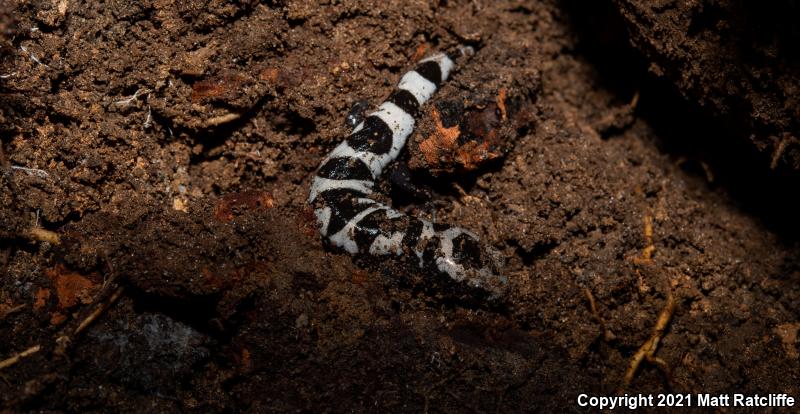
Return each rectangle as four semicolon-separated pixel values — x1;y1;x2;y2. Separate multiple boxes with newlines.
308;46;508;300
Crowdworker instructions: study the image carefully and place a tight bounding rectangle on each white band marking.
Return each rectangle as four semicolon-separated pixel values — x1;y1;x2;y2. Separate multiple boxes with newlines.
398;71;437;106
308;176;374;203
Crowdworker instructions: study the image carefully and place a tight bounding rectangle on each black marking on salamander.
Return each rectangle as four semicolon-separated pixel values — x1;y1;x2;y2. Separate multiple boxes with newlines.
346;116;395;155
308;46;508;301
415;60;443;86
317;189;371;237
317;157;373;181
388;89;421;117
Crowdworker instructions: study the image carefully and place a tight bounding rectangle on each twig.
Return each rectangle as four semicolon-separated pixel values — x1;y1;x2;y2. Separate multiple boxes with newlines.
0;345;41;371
0;256;123;372
55;286;124;356
74;286;124;335
0;304;25;320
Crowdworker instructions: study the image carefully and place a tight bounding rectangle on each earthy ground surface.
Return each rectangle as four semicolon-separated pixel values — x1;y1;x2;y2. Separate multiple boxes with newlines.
615;0;800;171
1;0;798;412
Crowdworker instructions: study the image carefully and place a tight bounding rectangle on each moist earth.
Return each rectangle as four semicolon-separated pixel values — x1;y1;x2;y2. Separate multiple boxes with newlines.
1;0;799;412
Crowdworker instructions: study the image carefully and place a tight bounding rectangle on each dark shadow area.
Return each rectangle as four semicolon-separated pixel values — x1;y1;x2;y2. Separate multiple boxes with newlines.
558;0;647;101
637;77;800;241
559;0;800;242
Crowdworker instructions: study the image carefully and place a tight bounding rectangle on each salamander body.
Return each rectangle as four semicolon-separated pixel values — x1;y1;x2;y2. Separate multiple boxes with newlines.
308;46;508;300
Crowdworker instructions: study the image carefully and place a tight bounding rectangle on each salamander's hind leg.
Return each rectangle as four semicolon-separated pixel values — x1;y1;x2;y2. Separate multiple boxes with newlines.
387;160;433;201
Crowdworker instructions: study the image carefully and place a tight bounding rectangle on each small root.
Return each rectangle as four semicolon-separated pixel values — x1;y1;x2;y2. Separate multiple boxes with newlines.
584;288;614;342
631;214;654;266
20;45;50;68
0;345;42;371
10;165;50;178
114;88;150;106
675;157;714;183
620;286;676;390
592;90;640;134
770;134;797;170
2;257;123;370
144;105;153;129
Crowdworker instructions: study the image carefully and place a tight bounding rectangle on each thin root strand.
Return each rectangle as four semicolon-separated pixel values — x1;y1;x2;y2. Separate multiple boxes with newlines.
584;287;614;341
620;286;676;390
0;345;42;371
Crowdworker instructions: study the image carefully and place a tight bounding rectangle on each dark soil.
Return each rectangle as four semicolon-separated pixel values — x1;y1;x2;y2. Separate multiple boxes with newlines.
1;0;798;412
614;0;800;171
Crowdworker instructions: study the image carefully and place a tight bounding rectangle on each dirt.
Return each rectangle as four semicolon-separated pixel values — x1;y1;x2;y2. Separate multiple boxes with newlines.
613;0;800;172
1;0;799;412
